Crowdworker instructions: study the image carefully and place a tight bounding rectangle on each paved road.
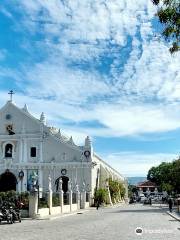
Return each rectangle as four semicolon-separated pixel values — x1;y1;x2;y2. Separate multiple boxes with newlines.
0;204;180;240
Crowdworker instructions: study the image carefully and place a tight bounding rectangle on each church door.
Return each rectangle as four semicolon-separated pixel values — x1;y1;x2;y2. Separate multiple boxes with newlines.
61;176;69;193
55;176;69;193
0;170;17;192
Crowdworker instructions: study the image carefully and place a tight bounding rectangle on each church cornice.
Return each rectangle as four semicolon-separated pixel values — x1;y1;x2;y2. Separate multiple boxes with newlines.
93;153;125;180
0;133;42;140
49;131;83;153
0;162;92;170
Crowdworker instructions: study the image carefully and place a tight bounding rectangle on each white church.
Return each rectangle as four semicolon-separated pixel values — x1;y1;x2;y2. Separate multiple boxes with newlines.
0;96;126;197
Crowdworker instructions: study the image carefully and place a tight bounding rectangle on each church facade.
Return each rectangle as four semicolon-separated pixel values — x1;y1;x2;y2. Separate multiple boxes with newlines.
0;100;126;197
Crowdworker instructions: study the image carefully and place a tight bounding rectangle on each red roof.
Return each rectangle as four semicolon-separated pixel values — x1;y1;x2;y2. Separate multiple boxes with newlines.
137;180;157;187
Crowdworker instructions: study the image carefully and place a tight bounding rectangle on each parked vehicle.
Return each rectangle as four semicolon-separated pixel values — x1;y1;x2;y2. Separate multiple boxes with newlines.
9;206;21;223
0;206;13;224
129;197;136;204
139;194;146;203
143;197;151;205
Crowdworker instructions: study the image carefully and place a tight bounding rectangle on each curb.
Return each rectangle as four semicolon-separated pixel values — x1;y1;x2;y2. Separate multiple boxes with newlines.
166;211;180;222
35;209;90;221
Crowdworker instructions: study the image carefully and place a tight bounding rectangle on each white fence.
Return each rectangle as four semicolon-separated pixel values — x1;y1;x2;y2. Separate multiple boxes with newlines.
29;190;91;218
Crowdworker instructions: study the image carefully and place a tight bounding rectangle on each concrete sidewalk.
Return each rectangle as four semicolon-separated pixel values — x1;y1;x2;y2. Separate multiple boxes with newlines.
167;210;180;222
35;209;90;221
152;203;180;222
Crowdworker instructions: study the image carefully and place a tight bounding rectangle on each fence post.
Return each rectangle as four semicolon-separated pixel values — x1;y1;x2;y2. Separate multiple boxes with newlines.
76;184;80;210
106;180;113;206
81;182;86;209
29;190;38;218
48;175;53;215
68;181;73;212
59;178;64;213
86;192;91;207
89;191;93;206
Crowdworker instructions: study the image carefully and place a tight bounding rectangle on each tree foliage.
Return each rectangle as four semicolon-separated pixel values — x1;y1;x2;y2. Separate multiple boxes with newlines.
147;158;180;193
94;188;108;204
152;0;180;53
108;178;126;201
128;185;138;198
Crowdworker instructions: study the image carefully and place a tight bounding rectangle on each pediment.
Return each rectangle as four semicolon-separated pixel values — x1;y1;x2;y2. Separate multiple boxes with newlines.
0;101;41;134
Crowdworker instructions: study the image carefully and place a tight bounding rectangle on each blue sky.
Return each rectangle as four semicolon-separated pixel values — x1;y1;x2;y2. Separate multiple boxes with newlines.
0;0;180;177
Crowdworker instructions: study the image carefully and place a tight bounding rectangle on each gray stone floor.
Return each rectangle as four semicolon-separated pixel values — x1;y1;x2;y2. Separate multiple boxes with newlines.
0;204;180;240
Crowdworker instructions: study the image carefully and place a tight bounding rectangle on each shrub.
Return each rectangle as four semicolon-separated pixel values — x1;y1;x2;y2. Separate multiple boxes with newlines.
94;188;108;205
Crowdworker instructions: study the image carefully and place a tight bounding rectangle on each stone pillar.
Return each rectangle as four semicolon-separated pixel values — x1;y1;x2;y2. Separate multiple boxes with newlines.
68;181;73;212
106;180;113;206
48;175;52;215
76;184;80;210
88;191;93;206
80;182;86;209
81;190;86;209
38;168;43;193
29;190;38;218
59;178;64;213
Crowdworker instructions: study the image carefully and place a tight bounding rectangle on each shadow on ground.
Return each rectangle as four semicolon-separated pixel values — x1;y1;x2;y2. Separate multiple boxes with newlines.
106;206;168;214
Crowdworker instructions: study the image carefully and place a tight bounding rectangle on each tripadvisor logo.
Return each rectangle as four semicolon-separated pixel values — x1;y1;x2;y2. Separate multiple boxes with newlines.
135;227;143;235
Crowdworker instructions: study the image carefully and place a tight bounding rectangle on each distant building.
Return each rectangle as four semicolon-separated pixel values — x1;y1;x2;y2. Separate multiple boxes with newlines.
137;180;158;196
0;99;127;199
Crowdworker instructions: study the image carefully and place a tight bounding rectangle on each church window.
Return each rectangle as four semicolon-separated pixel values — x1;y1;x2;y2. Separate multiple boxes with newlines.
6;124;15;135
30;147;36;157
5;144;13;158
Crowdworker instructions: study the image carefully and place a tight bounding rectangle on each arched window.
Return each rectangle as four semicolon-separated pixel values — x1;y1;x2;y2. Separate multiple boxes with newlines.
5;144;13;158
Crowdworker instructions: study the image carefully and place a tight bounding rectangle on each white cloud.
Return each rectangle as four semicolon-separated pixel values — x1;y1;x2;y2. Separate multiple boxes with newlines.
0;0;180;139
103;152;178;176
0;49;7;61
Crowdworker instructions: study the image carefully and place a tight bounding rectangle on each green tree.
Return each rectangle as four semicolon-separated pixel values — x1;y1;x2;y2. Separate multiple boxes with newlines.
152;0;180;53
147;162;173;186
128;185;138;198
171;158;180;193
108;178;125;202
161;182;174;194
147;158;180;193
94;188;108;205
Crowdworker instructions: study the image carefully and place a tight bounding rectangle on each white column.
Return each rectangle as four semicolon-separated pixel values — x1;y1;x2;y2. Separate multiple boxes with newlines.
76;184;80;210
68;181;73;212
29;191;38;218
38;168;43;189
81;190;86;209
48;175;52;215
23;139;28;163
19;139;23;163
39;140;43;162
59;178;64;213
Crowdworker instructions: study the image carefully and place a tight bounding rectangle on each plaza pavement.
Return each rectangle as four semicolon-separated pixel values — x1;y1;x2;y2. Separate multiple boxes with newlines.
0;203;180;240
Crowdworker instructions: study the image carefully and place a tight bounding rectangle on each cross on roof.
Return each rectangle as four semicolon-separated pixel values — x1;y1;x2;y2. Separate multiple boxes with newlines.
8;90;15;101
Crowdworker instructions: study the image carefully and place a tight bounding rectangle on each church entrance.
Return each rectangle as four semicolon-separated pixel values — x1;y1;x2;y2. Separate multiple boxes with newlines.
0;170;17;192
61;176;69;193
55;176;69;193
